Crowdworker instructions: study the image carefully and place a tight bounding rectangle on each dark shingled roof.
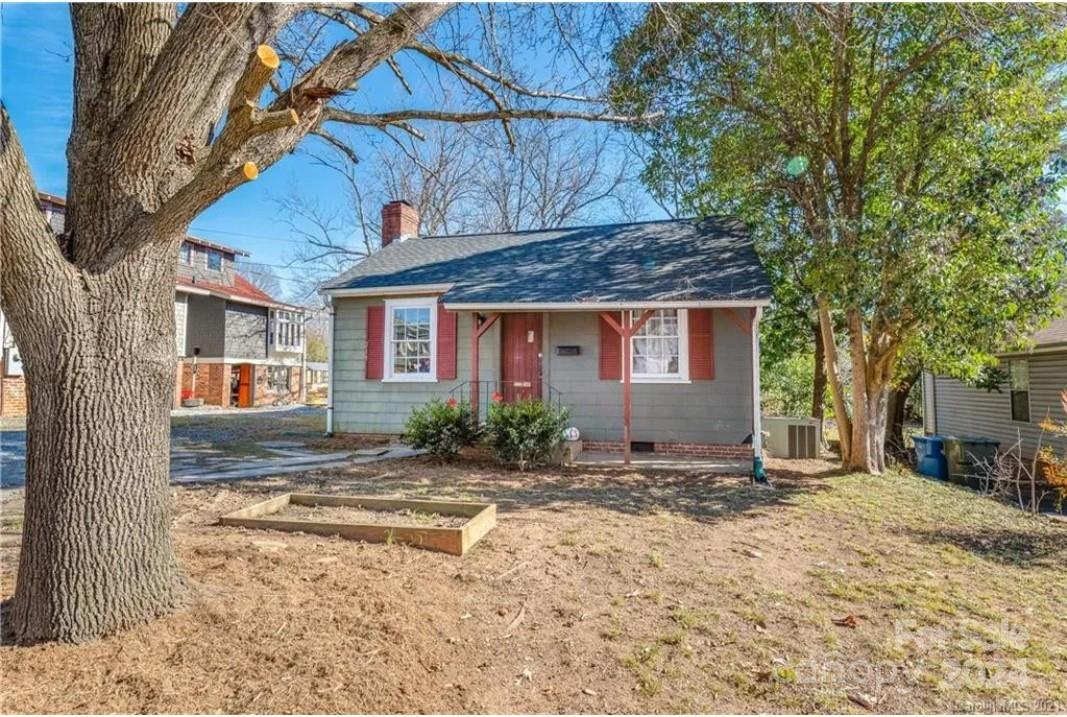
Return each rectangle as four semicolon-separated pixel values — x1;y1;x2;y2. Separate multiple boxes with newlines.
1030;315;1067;347
323;217;772;304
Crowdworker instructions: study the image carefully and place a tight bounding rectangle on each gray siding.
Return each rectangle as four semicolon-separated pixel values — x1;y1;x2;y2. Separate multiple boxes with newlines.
927;352;1067;457
184;294;225;357
331;297;499;433
331;301;754;443
543;311;753;444
177;242;236;285
225;302;268;360
174;294;188;355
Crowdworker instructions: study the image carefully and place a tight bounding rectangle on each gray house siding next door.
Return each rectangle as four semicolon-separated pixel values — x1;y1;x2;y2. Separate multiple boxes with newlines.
184;294;226;357
926;352;1067;457
331;298;754;444
225;302;268;359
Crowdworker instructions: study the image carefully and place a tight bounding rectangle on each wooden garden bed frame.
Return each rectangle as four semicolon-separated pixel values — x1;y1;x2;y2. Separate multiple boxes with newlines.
219;493;496;556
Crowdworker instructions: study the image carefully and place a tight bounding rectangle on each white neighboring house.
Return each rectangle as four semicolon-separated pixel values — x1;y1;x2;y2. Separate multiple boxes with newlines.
921;314;1067;457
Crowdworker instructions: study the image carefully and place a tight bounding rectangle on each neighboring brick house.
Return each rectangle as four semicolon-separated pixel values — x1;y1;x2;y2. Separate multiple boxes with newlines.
0;193;306;417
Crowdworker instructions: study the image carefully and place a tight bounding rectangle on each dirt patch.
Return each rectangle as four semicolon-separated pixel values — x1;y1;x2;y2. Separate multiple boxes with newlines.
305;433;395;451
279;502;471;528
2;457;1066;714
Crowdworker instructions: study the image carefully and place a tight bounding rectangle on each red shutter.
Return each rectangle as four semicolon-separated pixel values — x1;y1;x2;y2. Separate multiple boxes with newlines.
599;312;622;380
436;305;457;380
688;308;715;380
365;305;385;379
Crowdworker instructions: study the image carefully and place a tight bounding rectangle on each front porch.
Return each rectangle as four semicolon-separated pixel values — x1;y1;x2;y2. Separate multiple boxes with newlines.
454;304;766;476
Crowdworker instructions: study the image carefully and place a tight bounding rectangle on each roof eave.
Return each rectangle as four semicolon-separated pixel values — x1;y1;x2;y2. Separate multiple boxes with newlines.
442;299;773;311
320;283;455;298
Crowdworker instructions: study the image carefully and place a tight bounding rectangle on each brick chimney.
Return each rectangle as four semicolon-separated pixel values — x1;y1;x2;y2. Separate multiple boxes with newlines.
381;200;420;248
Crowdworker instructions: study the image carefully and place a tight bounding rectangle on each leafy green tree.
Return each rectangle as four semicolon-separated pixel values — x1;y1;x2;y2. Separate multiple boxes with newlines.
612;3;1067;473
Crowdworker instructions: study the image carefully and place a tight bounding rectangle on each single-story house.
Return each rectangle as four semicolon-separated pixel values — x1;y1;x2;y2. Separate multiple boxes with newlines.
921;313;1067;458
320;201;773;476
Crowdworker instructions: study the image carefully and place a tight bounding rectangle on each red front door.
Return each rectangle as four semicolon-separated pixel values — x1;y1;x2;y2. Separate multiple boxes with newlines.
501;313;543;402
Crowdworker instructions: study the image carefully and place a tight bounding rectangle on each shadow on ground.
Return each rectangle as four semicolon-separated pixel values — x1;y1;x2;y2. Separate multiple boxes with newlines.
906;525;1067;569
178;456;840;528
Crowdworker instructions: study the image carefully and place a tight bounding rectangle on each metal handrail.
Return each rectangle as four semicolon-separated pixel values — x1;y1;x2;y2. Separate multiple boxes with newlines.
449;380;564;420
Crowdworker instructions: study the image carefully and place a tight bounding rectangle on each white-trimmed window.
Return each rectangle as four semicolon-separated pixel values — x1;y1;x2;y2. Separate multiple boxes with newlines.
385;298;436;381
179;242;192;265
207;249;222;271
270;310;303;352
630;309;689;382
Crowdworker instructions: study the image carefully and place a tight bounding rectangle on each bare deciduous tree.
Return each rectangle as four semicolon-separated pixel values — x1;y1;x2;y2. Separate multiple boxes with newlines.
283;120;643;296
0;2;652;644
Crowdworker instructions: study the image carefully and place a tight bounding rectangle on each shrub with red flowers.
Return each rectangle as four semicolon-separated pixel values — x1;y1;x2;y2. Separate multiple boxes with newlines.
403;396;479;459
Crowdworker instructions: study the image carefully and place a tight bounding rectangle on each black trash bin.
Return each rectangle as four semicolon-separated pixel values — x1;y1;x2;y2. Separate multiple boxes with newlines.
943;437;1000;490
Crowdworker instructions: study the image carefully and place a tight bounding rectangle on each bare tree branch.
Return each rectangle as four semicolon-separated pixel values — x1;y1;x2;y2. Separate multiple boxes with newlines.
323;106;660;129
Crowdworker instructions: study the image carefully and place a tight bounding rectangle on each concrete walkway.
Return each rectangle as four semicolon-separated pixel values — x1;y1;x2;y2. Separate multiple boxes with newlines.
170;444;423;484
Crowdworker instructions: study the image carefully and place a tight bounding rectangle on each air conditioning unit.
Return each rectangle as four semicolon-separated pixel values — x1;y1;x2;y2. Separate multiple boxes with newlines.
763;416;821;459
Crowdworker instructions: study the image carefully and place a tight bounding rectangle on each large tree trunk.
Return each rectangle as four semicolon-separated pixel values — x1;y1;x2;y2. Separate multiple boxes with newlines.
812;321;826;421
8;241;185;643
817;297;851;462
885;370;920;458
846;309;875;472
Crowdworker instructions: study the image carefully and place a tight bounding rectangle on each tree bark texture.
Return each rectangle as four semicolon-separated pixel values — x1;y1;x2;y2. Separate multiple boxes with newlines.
12;247;185;643
885;370;920;459
811;321;826;421
1;2;455;643
817;297;852;464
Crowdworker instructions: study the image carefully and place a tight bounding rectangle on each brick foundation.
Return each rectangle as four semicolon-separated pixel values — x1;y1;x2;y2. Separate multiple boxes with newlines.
1;376;27;417
582;440;753;459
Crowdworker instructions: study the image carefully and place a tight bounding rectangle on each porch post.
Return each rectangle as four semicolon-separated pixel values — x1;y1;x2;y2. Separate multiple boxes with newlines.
469;312;500;420
751;306;767;482
622;309;633;465
470;311;480;416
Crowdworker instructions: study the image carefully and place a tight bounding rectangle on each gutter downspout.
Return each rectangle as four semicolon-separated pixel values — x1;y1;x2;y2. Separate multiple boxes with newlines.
751;306;767;483
299;311;308;404
325;297;336;436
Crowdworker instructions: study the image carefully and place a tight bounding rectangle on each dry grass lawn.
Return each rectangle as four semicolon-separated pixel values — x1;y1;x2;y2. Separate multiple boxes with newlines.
2;456;1065;714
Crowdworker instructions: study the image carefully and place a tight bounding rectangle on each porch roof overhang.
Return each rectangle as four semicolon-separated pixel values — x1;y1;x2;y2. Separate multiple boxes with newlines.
442;298;772;311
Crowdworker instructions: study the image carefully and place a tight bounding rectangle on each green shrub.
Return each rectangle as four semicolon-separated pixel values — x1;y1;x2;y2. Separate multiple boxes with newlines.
403;397;479;459
483;398;569;470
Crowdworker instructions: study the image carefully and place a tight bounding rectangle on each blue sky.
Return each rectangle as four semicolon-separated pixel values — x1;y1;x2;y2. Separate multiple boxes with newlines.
1;3;375;280
1;4;659;298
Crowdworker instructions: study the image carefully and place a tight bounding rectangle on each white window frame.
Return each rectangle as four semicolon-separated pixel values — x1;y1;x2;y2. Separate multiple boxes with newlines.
206;248;222;270
627;308;690;383
179;242;192;265
271;310;303;352
383;297;437;382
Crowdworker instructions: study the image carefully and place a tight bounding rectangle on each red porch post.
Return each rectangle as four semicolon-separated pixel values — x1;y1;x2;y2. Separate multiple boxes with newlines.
621;310;633;464
599;309;656;465
470;312;499;418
